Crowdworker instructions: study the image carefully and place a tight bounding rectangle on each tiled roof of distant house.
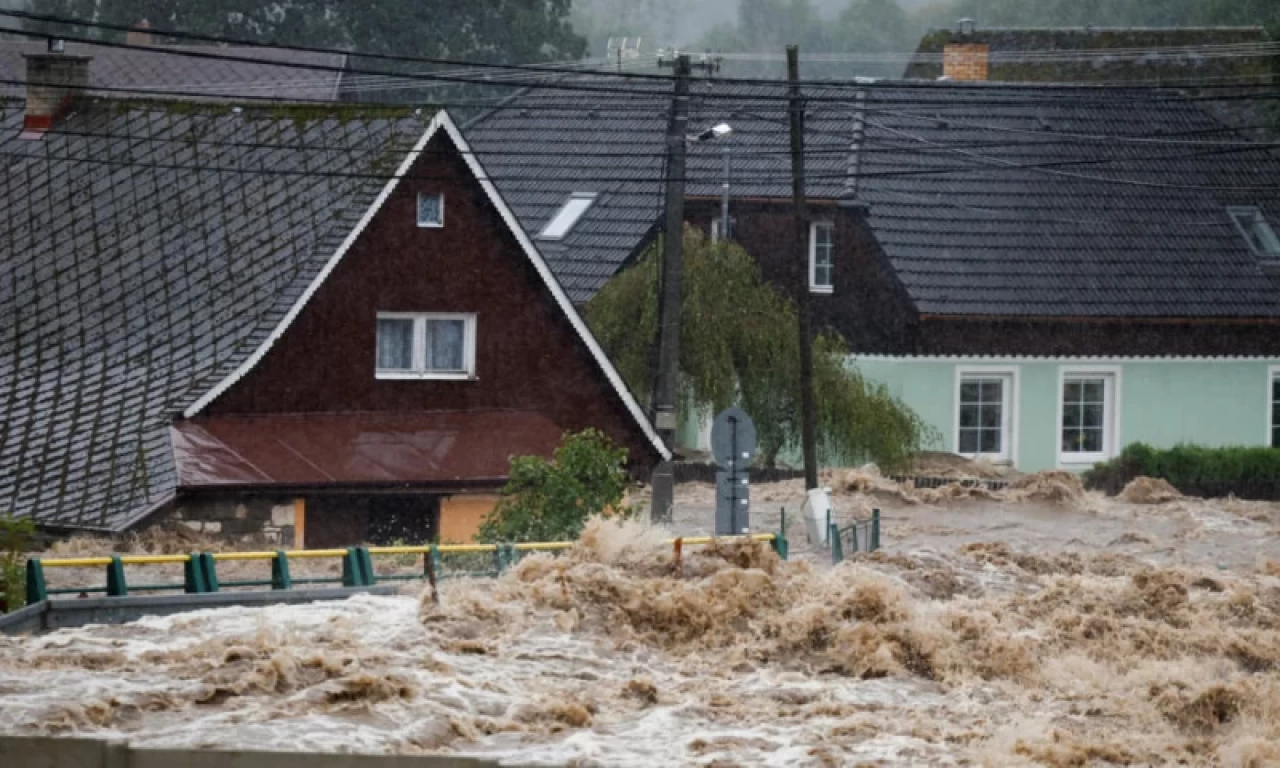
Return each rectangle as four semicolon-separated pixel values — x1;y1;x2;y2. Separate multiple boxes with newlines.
0;40;347;100
465;78;1280;313
903;26;1272;84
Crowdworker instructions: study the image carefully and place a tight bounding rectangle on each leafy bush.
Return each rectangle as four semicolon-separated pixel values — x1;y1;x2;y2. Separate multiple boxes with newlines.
1;513;36;613
585;226;937;471
1085;443;1280;500
477;429;632;543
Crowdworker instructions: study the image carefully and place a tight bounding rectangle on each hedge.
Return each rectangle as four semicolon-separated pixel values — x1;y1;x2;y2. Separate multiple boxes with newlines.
1084;443;1280;501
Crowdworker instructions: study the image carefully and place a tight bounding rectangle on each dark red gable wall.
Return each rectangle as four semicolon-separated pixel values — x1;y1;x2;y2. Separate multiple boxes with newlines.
204;131;658;473
688;200;918;352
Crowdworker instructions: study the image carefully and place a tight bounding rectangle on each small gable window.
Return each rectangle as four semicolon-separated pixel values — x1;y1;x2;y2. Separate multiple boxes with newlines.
1228;206;1280;258
376;313;475;379
539;193;596;240
417;193;444;228
809;222;834;293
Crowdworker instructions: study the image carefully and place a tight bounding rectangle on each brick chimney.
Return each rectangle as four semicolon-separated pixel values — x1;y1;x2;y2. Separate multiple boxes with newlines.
942;17;988;81
943;43;989;81
23;39;91;134
126;19;154;47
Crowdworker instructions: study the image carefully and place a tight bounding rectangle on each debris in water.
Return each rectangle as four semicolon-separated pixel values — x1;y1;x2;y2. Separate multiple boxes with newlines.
1119;476;1183;504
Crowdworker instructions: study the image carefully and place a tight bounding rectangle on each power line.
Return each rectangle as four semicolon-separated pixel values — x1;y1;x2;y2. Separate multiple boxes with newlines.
860;115;1280;192
29;117;1280;159
4;131;1276;204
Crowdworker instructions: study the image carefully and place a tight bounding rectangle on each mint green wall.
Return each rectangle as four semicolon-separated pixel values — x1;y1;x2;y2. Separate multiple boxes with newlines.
850;358;1278;472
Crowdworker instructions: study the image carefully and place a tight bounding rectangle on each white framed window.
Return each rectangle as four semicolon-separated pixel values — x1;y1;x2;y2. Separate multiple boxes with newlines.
954;367;1018;462
1228;206;1280;258
1269;366;1280;449
1057;366;1119;465
809;221;834;293
539;192;596;240
375;312;475;380
710;216;736;243
417;193;444;228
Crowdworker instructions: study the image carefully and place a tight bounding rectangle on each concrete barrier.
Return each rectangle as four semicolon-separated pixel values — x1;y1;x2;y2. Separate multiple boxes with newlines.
0;600;47;635
0;586;403;636
0;736;532;767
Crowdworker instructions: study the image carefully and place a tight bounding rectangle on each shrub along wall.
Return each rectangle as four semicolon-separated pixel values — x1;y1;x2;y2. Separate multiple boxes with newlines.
1084;443;1280;501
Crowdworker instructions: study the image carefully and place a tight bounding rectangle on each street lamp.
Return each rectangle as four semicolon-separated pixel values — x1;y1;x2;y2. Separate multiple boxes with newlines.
688;122;733;144
687;123;735;242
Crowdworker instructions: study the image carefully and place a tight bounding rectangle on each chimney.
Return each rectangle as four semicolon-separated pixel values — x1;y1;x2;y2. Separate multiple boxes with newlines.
23;39;91;134
943;42;989;81
126;19;154;47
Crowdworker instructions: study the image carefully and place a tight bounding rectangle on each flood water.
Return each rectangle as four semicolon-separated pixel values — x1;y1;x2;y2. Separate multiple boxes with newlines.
3;473;1280;766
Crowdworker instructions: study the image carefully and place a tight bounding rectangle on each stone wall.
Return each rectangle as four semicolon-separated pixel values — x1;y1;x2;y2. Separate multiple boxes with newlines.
168;495;299;547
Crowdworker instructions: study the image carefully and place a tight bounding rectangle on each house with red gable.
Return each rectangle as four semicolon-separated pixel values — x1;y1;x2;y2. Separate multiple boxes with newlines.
0;47;667;546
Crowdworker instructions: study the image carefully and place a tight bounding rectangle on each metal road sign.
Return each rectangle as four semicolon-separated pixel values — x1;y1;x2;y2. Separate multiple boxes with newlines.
710;406;757;469
711;407;756;535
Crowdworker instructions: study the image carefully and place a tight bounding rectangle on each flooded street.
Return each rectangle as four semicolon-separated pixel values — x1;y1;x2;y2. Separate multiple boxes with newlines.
3;473;1280;766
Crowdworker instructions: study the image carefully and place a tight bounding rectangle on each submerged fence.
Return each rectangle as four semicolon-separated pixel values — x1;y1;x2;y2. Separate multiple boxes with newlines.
25;532;788;606
825;508;882;564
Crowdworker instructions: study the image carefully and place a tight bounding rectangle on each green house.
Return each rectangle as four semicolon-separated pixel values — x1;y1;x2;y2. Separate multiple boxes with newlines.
466;78;1280;471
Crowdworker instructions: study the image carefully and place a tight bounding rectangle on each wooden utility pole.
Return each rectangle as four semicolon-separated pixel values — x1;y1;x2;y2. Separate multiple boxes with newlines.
787;45;819;491
649;53;691;522
653;53;691;449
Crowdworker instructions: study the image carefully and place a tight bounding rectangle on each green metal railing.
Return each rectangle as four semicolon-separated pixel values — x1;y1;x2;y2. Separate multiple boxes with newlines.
829;509;881;564
25;529;789;606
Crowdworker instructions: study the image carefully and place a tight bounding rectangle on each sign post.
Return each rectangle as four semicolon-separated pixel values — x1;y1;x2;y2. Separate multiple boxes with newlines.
711;407;757;535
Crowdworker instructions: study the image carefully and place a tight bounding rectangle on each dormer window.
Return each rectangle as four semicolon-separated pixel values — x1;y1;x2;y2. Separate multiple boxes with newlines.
1228;206;1280;258
539;193;596;240
417;193;444;228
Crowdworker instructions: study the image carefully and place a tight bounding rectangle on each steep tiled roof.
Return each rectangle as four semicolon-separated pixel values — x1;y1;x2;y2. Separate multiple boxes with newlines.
0;99;428;529
464;78;1280;315
0;41;347;101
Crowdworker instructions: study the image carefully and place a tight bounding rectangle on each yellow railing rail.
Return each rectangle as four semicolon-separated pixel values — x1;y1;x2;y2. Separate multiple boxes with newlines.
25;527;789;605
36;533;779;569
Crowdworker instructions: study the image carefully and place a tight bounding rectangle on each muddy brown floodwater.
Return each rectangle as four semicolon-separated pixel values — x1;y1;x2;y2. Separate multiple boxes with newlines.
2;470;1279;766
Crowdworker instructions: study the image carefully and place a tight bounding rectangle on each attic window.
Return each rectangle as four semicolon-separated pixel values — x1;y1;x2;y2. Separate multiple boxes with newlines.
539;193;596;240
1228;206;1280;258
417;193;444;228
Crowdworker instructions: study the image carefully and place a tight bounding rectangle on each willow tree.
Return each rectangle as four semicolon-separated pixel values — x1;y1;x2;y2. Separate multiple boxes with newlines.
585;227;936;472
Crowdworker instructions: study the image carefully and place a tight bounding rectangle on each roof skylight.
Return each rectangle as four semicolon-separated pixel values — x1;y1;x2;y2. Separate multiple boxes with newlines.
1228;206;1280;258
539;193;596;240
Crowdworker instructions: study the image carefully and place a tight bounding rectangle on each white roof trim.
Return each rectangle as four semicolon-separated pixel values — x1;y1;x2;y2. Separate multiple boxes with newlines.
184;111;669;460
851;354;1280;363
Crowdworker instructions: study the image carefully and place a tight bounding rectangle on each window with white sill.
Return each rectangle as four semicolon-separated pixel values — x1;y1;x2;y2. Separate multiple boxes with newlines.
956;372;1013;461
1059;371;1116;463
809;222;833;293
417;193;444;228
376;313;475;379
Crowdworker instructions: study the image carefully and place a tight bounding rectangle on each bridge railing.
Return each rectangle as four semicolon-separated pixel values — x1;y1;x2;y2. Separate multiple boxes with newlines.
25;529;788;606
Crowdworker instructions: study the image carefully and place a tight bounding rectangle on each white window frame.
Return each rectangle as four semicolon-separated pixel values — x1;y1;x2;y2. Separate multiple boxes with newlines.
954;366;1019;464
808;221;834;294
375;312;476;380
416;193;445;228
1056;365;1121;467
1268;365;1280;448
